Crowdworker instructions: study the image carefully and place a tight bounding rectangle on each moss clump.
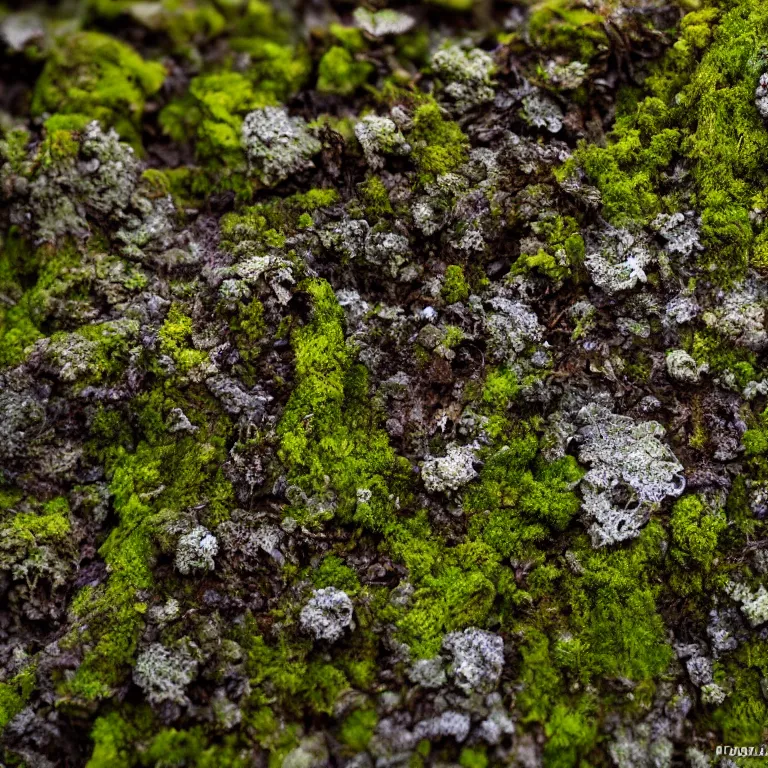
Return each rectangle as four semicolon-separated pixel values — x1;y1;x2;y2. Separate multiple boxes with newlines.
441;265;470;304
409;100;470;185
159;42;310;198
316;47;374;96
689;329;757;388
465;431;583;563
11;496;71;542
0;235;84;368
668;494;726;597
358;176;393;218
527;0;607;61
564;523;674;684
0;667;36;730
157;303;207;375
277;278;411;532
312;554;361;595
32;32;165;149
62;391;234;703
339;708;378;751
241;629;351;718
573;0;768;280
513;215;585;282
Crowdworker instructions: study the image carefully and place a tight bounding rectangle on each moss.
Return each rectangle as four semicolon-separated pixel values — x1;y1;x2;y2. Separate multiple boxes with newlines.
339;708;378;751
317;46;374;96
543;704;598;768
32;32;165;149
159;49;310;198
49;320;138;386
689;329;757;388
565;523;674;684
159;72;265;194
11;496;71;542
464;431;583;562
459;747;488;768
409;100;470;185
670;494;725;570
87;709;151;768
513;215;585;282
710;640;768;745
668;494;726;597
573;0;768;280
527;0;607;61
441;265;470;304
157;303;207;375
0;235;84;368
277;278;411;532
0;667;36;730
63;394;234;703
312;555;361;595
89;0;228;47
359;176;393;218
425;0;475;10
243;631;350;717
229;299;266;383
330;24;366;53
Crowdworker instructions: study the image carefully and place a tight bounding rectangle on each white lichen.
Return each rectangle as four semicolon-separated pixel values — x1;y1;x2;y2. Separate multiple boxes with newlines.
133;642;199;705
354;115;411;170
242;107;321;185
299;587;355;643
421;443;478;494
175;525;219;575
431;44;495;112
441;627;504;695
666;349;706;383
576;403;685;547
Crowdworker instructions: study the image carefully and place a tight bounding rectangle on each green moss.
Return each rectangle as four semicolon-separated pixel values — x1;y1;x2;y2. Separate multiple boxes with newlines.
527;0;607;61
441;265;470;304
690;329;757;388
0;235;85;368
464;431;583;562
340;708;378;751
710;640;768;745
229;299;265;382
317;47;374;96
157;303;207;374
159;47;310;198
543;704;598;768
87;709;150;768
277;278;411;532
425;0;475;11
32;32;165;149
243;631;350;718
330;24;366;53
63;393;234;703
313;555;361;595
565;523;673;684
11;496;71;542
409;100;469;184
0;667;36;730
513;215;585;282
49;320;138;386
668;494;726;597
459;747;488;768
670;494;725;570
573;0;768;280
359;176;393;218
160;72;265;193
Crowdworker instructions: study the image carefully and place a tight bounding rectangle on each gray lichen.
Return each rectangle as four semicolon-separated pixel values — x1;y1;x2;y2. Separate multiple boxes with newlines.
242;107;321;185
299;587;355;643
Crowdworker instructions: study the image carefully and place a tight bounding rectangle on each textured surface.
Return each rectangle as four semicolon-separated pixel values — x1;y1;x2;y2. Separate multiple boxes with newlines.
0;0;768;766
